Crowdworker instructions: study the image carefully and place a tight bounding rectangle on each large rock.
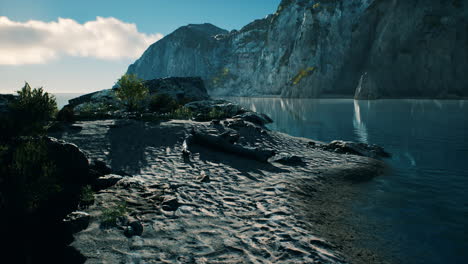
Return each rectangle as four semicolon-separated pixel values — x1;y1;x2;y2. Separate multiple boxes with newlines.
63;211;91;234
184;99;246;120
144;77;209;102
322;140;390;159
125;0;468;99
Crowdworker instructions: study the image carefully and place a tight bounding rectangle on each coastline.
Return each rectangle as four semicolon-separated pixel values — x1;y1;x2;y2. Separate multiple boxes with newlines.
50;118;389;263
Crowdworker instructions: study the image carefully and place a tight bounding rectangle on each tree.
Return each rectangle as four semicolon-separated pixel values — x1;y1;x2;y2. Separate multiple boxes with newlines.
115;74;148;111
10;82;57;136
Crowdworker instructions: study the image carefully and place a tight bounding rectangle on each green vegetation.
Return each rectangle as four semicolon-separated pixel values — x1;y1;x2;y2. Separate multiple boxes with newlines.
168;107;193;120
208;108;227;119
149;93;179;113
8;139;61;210
101;202;128;226
291;67;316;85
115;74;148;111
212;68;236;87
10;82;58;136
80;185;95;206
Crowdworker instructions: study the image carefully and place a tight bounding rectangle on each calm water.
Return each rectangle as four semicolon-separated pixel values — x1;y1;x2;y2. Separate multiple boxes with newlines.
227;97;468;264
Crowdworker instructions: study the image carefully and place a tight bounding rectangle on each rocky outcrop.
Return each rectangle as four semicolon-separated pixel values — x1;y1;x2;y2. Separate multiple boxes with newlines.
126;0;468;99
320;140;390;159
144;77;209;102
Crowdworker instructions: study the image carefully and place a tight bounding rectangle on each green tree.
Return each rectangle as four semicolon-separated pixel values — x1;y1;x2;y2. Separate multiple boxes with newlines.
115;74;148;111
11;82;57;136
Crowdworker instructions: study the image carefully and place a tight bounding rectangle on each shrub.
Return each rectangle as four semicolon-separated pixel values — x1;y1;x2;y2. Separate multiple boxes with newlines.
208;108;226;119
80;185;95;206
101;202;128;226
115;74;148;111
168;107;193;120
291;67;315;85
10;82;57;136
10;139;61;211
149;93;178;113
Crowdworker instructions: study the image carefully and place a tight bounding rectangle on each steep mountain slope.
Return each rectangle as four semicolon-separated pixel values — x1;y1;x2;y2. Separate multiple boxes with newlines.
126;0;468;99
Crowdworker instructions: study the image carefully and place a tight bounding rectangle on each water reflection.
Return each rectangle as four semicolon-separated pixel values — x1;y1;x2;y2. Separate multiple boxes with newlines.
353;100;369;144
225;97;468;264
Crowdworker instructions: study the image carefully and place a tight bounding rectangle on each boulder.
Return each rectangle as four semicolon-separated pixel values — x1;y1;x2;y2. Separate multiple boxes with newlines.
323;140;390;159
63;211;91;234
184;99;246;120
161;196;180;212
234;112;273;126
124;220;144;237
270;153;305;166
44;137;90;185
190;128;275;162
93;174;123;190
90;160;112;176
144;77;209;102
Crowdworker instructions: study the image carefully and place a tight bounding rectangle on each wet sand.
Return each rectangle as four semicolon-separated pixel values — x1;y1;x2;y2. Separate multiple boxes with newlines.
51;119;387;263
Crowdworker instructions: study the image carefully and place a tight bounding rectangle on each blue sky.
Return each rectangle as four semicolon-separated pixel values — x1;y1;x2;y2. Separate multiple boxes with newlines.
0;0;280;93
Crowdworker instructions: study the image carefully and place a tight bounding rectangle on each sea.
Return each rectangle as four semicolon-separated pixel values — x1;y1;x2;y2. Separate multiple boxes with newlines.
227;97;468;264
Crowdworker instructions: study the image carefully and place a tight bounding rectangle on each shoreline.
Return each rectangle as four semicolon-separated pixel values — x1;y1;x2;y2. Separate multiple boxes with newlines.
50;118;390;263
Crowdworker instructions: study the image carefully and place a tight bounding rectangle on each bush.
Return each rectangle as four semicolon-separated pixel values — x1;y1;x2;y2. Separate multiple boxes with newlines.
80;185;95;206
208;108;227;119
115;74;148;111
169;107;193;120
10;82;57;136
101;202;128;226
3;139;61;211
149;93;179;113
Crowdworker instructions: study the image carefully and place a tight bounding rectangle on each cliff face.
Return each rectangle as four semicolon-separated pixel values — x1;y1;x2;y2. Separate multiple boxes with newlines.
127;0;468;98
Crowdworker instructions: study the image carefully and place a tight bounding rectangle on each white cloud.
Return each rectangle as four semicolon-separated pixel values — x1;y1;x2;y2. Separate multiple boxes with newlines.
0;16;163;65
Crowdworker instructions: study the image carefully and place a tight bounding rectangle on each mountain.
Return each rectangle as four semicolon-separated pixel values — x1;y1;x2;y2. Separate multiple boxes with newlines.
126;0;468;99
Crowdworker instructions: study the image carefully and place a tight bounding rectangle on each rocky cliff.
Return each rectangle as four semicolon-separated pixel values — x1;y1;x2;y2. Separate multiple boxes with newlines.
127;0;468;99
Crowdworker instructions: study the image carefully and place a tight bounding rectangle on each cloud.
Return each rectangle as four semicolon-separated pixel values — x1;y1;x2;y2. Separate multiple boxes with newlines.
0;16;163;65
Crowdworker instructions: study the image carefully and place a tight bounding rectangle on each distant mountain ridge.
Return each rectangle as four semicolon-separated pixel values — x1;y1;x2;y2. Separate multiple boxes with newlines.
126;0;468;99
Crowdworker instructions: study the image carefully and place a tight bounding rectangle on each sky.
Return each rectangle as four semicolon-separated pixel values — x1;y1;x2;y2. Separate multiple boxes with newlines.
0;0;281;93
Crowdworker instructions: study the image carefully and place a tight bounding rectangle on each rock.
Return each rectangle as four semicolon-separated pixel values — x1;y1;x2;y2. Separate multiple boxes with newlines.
144;77;209;102
184;100;245;120
190;128;275;162
270;153;305;165
198;171;210;183
113;170;132;177
63;211;91;233
161;196;180;212
44;137;90;185
323;140;390;159
93;174;123;190
124;220;143;237
234;112;273;126
125;0;468;99
90;160;112;176
69;89;119;108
